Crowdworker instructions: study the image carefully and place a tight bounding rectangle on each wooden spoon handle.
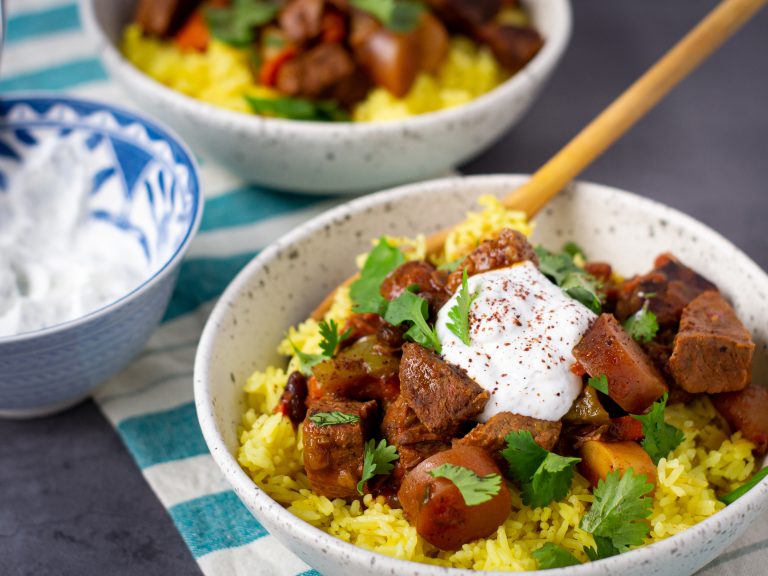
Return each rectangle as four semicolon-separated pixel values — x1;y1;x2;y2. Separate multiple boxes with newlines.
506;0;767;216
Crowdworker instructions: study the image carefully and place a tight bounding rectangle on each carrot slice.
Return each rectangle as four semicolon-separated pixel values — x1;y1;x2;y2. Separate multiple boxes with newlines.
259;47;297;87
174;10;210;52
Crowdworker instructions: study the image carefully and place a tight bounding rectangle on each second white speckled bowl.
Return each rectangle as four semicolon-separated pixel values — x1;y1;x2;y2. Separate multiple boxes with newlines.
195;175;768;576
80;0;570;194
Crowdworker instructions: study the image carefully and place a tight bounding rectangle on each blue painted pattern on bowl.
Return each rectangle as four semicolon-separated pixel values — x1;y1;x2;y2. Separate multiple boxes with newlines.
0;95;202;417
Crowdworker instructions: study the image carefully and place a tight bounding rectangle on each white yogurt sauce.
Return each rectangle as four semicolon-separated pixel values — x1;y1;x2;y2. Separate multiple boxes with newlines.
0;137;150;337
436;261;597;422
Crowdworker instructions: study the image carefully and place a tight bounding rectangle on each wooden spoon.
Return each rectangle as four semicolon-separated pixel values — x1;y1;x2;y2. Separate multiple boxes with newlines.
312;0;766;319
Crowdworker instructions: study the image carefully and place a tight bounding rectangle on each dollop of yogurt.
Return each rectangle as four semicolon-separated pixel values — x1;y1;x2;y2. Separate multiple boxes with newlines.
0;136;150;338
436;261;597;422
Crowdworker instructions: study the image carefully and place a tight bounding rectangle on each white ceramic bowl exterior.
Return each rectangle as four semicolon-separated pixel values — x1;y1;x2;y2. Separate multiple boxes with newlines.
195;175;768;576
80;0;571;194
0;95;202;417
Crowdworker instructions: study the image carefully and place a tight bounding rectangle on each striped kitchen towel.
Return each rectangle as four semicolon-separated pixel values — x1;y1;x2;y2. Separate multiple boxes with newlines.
4;2;768;575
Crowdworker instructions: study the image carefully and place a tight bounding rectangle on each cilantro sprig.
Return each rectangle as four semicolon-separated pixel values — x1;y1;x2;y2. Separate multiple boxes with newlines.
318;319;352;357
588;374;610;395
308;412;360;427
357;439;399;494
631;393;684;464
720;467;768;505
206;0;279;47
580;469;654;555
349;239;441;352
446;269;478;346
535;245;602;314
290;319;352;376
350;0;425;32
623;300;659;343
532;543;582;569
350;238;405;315
501;431;581;508
383;287;441;353
429;464;502;506
245;96;350;122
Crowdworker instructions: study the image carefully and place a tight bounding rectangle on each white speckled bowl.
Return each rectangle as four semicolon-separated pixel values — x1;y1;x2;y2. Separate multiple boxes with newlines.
195;175;768;575
80;0;571;194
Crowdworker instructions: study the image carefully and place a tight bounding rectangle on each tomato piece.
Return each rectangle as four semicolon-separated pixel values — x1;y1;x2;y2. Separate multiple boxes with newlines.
174;9;210;52
260;47;297;87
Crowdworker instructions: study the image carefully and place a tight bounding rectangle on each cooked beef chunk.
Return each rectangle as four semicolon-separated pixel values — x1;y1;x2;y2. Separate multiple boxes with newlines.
563;417;644;453
377;321;407;348
712;385;768;454
615;253;717;327
425;0;501;30
381;396;451;484
312;335;400;405
573;314;668;414
341;313;386;345
135;0;200;37
328;68;372;108
380;261;451;317
278;371;309;425
276;43;356;99
399;343;488;435
279;0;325;43
446;228;538;292
583;262;613;283
668;291;754;394
475;24;543;71
303;398;377;498
454;412;561;469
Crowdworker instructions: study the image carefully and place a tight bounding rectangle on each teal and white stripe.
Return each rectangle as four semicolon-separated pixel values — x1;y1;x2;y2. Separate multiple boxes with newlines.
5;2;766;574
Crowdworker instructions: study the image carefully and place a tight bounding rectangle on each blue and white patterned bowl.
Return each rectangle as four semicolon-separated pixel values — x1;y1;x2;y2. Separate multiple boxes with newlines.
0;95;202;417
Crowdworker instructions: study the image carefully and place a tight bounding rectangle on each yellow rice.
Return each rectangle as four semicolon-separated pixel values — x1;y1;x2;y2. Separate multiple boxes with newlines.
121;25;507;122
237;197;756;570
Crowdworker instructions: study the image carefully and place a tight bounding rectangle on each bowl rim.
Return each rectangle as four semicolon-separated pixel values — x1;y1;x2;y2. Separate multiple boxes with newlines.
194;174;768;575
0;92;204;344
79;0;572;134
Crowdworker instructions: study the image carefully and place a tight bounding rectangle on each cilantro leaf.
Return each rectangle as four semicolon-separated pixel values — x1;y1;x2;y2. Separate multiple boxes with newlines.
446;269;477;345
584;535;621;561
720;467;768;505
580;469;654;552
535;245;602;314
532;543;582;569
623;300;659;343
318;319;352;358
588;374;610;395
206;0;280;47
502;431;581;508
563;241;587;261
561;272;602;314
308;411;360;427
350;238;405;314
289;340;325;376
429;463;502;506
349;0;425;32
631;393;684;464
357;439;399;494
384;287;441;353
245;96;350;122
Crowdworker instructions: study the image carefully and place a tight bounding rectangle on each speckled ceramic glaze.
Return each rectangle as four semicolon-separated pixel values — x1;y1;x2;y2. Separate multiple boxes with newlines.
80;0;571;194
0;95;202;418
196;175;768;575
